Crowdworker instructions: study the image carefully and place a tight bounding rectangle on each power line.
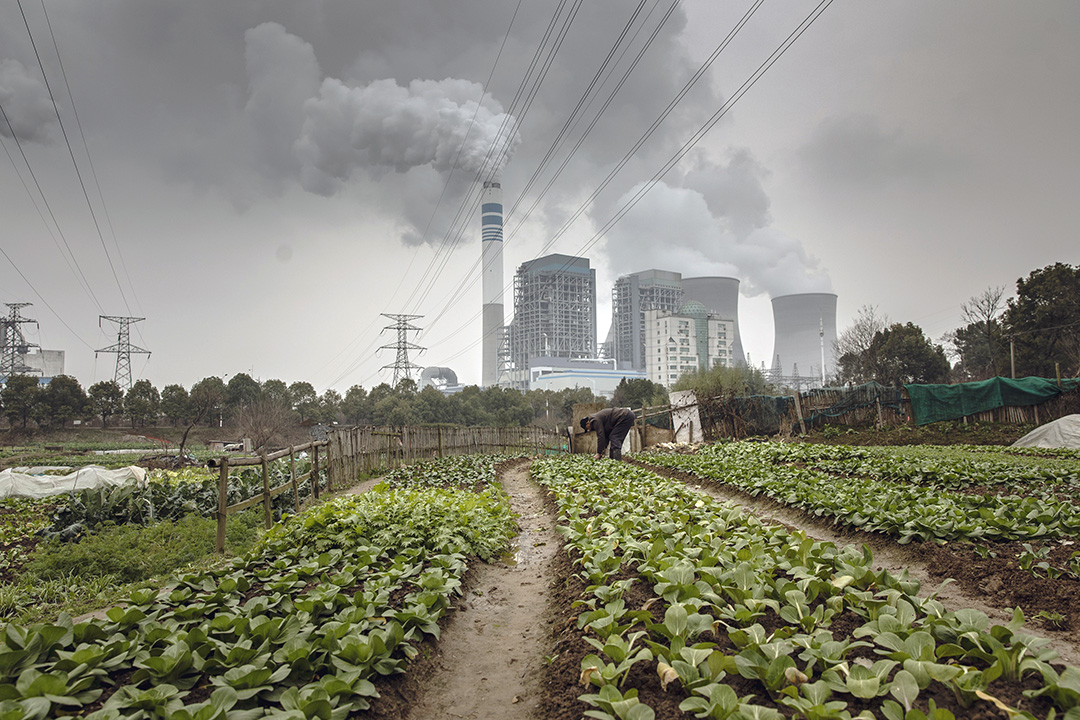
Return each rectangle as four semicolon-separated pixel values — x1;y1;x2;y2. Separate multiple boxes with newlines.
17;0;133;315
0;244;94;349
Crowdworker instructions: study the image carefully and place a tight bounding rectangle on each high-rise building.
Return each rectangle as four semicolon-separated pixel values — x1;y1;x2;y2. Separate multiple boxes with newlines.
681;276;745;366
480;181;504;387
611;270;683;371
645;301;734;388
507;254;597;386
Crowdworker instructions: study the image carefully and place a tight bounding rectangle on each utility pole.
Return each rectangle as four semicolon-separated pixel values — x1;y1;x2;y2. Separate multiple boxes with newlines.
96;316;150;391
0;303;40;377
379;313;425;386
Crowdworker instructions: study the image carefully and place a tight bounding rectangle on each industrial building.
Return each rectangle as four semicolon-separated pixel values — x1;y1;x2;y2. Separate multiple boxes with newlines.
527;357;645;398
611;269;683;371
770;292;838;387
645;301;734;388
681;276;746;366
502;253;597;390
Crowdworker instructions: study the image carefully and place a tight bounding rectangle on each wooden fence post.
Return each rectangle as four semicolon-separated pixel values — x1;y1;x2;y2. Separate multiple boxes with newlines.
289;446;299;513
312;444;321;500
216;457;229;553
325;438;334;493
261;452;272;529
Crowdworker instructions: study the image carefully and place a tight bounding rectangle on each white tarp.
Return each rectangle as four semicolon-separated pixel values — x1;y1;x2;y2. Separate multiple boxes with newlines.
0;465;147;499
1011;414;1080;449
670;390;703;444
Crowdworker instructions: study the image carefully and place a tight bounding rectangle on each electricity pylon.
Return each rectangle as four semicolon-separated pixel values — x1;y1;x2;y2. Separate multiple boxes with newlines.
0;303;40;377
96;316;150;391
379;313;424;386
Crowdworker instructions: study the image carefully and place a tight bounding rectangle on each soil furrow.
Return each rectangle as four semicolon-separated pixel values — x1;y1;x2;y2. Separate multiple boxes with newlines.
637;461;1080;667
399;459;559;719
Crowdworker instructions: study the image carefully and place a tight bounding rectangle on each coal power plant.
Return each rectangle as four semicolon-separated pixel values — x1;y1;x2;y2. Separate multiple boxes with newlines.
770;292;837;384
480;181;504;388
681;276;746;367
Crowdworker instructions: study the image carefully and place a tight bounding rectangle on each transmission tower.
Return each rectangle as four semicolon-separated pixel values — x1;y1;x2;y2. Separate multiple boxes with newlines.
379;313;424;386
0;303;40;377
96;316;150;391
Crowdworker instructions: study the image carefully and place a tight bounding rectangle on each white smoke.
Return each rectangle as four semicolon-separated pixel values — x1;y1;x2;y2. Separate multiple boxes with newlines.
242;23;520;199
0;59;56;143
601;166;831;298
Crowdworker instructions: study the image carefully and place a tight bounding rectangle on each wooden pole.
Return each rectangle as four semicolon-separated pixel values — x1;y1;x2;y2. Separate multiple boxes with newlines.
791;391;807;435
216;457;229;553
1010;338;1016;379
312;444;320;500
261;453;272;529
289;446;299;513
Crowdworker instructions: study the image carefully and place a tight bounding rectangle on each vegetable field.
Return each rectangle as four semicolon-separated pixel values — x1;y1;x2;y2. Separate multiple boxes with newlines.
1;442;1078;719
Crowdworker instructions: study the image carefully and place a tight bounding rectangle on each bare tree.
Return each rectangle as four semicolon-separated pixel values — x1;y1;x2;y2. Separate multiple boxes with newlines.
236;395;294;451
834;305;889;384
953;286;1007;380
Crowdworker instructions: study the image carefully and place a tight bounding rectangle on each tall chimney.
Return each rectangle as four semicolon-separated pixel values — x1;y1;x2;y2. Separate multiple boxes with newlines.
481;181;503;387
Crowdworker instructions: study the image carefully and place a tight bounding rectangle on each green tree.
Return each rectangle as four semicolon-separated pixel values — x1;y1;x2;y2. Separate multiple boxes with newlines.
942;286;1008;381
226;373;261;412
613;377;668;411
316;389;343;423
1003;263;1080;378
2;375;42;429
124;379;160;427
288;381;318;422
414;385;455;424
88;380;125;428
261;379;290;406
673;364;769;398
341;385;369;424
868;322;950;386
159;384;191;426
179;377;226;456
36;375;88;428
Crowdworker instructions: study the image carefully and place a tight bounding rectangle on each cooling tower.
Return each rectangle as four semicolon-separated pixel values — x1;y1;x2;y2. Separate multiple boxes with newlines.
481;181;503;387
771;293;837;382
681;276;745;366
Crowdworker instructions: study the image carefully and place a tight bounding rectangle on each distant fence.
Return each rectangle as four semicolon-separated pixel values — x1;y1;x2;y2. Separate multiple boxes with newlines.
213;424;563;550
688;380;1080;441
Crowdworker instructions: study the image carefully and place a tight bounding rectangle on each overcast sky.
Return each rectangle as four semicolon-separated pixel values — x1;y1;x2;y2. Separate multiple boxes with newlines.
2;0;1077;393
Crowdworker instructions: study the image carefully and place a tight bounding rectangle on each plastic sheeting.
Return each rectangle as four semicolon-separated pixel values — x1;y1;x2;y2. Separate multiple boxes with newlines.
0;465;147;499
1011;414;1080;449
905;377;1080;426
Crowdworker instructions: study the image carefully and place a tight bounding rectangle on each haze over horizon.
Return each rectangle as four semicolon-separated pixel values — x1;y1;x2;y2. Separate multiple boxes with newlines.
2;1;1077;392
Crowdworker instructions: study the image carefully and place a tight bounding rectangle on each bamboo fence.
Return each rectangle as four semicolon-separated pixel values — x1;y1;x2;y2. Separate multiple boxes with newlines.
214;425;562;551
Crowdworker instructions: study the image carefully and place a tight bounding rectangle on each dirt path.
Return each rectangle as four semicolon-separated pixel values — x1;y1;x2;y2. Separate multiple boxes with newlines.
400;461;559;719
656;468;1080;667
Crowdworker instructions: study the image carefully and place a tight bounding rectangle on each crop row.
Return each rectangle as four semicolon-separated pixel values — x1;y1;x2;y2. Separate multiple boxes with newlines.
0;455;516;719
641;444;1080;544
765;444;1079;496
533;455;1080;720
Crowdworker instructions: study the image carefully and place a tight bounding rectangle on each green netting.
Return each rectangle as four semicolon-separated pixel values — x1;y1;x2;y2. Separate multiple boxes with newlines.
905;377;1080;425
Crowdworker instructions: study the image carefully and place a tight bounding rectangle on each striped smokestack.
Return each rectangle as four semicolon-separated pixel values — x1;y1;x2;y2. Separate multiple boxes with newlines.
481;181;503;387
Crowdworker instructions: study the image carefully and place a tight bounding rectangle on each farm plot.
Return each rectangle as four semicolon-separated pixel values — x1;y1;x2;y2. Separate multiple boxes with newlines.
638;443;1080;631
0;454;516;719
534;455;1080;720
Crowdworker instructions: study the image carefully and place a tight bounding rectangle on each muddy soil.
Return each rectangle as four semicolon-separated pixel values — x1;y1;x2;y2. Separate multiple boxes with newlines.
362;459;561;720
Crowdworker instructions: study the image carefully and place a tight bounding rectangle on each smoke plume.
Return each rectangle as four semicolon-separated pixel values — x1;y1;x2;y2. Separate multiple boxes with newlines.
601;152;831;298
0;59;55;143
242;23;519;198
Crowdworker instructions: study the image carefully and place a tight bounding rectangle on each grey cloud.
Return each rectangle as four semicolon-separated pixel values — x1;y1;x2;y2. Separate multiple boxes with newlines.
0;59;56;143
799;114;963;187
602;180;830;299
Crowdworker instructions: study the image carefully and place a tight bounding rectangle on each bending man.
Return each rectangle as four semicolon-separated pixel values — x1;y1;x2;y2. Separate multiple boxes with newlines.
580;407;636;460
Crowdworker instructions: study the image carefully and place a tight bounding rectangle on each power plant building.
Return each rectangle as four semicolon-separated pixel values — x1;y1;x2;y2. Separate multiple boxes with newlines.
770;292;837;386
645;301;734;388
503;253;597;390
681;276;746;366
611;270;683;371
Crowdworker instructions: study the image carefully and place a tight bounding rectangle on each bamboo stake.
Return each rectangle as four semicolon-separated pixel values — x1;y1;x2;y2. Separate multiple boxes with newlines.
261;452;271;529
289;446;299;513
216;457;229;553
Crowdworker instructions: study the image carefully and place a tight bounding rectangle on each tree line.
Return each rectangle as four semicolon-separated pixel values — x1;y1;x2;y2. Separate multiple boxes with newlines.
1;369;668;444
834;262;1080;386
